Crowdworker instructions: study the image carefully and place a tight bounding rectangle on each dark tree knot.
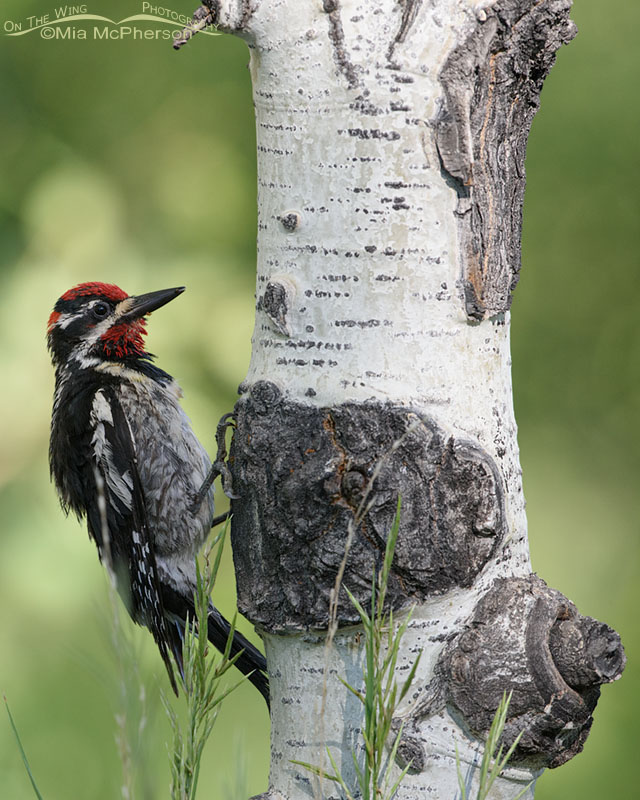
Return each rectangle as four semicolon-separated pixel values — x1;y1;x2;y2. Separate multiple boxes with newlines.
394;574;625;771
229;394;506;631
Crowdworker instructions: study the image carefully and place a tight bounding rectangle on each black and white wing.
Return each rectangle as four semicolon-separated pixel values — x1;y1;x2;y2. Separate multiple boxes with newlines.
86;387;179;693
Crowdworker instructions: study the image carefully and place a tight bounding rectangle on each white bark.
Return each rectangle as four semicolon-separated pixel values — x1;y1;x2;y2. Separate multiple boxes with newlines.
203;1;577;797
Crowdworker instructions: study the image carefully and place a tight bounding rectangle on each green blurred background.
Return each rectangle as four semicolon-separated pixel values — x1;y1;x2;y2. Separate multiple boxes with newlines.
0;1;637;797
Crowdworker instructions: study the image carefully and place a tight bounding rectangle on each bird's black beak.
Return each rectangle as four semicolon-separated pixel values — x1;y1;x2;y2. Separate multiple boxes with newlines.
120;287;185;322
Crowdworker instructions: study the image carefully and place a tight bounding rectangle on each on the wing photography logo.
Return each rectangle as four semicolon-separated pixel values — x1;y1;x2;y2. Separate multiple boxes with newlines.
3;3;216;42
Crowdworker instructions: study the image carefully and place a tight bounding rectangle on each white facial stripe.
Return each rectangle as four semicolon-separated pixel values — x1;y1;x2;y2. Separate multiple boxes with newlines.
57;312;79;330
82;315;117;341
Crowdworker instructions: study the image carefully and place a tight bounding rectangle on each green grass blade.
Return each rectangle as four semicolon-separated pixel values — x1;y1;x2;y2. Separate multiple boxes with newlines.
377;496;401;620
455;744;468;800
481;731;524;799
398;649;421;704
326;746;357;800
476;691;523;800
477;693;506;797
351;748;365;793
382;724;411;797
496;730;523;771
338;675;365;703
290;759;340;783
511;780;535;799
345;586;371;627
165;523;248;800
4;696;44;800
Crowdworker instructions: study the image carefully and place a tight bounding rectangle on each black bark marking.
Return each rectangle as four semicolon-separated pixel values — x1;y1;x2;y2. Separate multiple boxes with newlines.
387;0;424;65
434;0;577;319
322;0;359;89
239;0;256;29
278;211;301;232
395;0;423;43
229;394;506;632
343;128;401;140
257;280;293;337
396;575;625;771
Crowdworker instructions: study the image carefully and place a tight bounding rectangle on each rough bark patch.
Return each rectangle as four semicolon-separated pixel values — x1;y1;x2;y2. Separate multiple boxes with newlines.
229;382;506;632
435;0;577;319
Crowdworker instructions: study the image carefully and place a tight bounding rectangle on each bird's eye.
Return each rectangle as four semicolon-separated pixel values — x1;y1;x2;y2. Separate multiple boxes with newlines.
93;302;110;318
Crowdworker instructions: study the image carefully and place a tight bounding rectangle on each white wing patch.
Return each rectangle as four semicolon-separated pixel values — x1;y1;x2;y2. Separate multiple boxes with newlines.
91;390;114;426
90;390;133;509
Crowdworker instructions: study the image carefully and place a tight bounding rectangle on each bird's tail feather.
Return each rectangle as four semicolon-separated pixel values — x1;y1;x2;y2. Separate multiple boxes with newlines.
207;605;270;708
160;583;269;707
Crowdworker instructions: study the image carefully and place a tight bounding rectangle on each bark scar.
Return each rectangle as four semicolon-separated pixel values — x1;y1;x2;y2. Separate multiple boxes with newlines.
434;1;576;320
322;0;359;89
477;53;497;290
387;0;423;65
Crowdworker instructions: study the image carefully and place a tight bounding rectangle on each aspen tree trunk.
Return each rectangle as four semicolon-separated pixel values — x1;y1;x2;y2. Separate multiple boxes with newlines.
179;1;625;798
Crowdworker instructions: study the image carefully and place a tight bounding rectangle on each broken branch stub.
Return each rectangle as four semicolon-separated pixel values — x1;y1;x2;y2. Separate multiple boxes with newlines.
394;575;626;772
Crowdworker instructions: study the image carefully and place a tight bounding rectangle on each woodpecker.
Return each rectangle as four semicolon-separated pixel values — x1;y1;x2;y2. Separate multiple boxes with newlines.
47;282;269;705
